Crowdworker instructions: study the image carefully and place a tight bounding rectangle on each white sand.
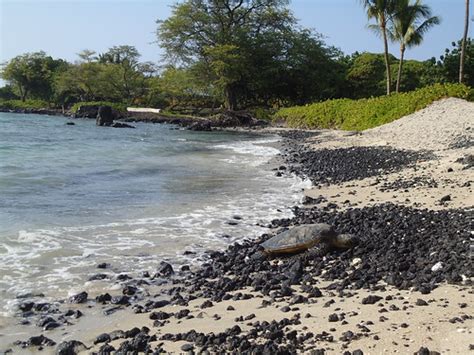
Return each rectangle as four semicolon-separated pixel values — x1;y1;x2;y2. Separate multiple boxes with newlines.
302;98;474;211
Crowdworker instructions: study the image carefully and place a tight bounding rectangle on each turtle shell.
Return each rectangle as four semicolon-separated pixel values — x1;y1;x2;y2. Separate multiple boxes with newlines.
261;223;337;255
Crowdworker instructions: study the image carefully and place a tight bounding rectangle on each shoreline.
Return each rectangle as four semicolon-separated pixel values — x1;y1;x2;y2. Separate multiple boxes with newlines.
0;107;271;132
0;121;310;352
1;99;473;354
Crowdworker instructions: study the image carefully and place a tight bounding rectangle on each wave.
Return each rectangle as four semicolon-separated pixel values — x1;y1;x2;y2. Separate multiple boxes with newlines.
0;134;311;316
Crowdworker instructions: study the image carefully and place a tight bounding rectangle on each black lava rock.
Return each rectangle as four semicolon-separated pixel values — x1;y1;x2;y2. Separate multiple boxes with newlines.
284;145;432;184
440;195;451;202
98;343;115;354
415;299;428;306
181;343;194;352
149;311;171;320
111;296;130;305
361;295;383;305
123;285;138;296
94;333;111;344
88;273;108;281
56;340;87;354
17;335;56;348
68;292;88;304
156;262;174;277
96;293;112;304
19;302;35;312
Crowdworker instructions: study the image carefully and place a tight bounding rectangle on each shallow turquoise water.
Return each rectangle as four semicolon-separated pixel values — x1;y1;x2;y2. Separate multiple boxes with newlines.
0;113;308;313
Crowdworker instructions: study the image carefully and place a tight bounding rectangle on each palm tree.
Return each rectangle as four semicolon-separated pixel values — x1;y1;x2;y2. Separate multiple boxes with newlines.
361;0;396;95
388;0;440;92
459;0;470;83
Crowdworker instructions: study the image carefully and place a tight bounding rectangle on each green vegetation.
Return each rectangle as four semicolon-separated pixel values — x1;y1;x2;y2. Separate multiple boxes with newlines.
388;0;441;93
362;0;441;95
440;39;474;85
362;0;397;95
274;83;472;131
0;0;472;117
1;51;67;102
459;0;470;83
70;101;127;114
0;99;49;110
157;0;345;110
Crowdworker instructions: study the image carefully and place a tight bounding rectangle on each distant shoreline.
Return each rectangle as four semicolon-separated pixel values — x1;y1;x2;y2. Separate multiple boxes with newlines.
0;107;272;132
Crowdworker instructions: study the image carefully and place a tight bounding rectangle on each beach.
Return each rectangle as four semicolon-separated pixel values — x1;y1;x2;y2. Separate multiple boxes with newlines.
1;98;472;354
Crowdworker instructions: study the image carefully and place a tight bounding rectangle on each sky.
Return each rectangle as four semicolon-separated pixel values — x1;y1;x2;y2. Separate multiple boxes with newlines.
0;0;472;66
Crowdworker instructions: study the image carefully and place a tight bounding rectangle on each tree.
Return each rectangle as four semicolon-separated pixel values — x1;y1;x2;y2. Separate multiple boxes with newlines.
98;45;140;66
346;52;388;98
54;61;105;103
388;0;440;92
157;0;294;110
55;46;151;105
1;51;66;101
97;46;145;103
77;49;97;63
155;66;218;109
0;85;18;100
250;29;346;105
439;39;474;86
459;0;470;83
361;0;396;95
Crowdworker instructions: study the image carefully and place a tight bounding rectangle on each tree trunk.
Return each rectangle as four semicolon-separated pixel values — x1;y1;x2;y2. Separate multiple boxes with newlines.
396;45;405;93
382;22;392;95
18;86;26;102
224;85;237;111
459;0;470;83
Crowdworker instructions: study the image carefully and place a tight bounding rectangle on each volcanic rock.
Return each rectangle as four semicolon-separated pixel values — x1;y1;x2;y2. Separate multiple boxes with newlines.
69;292;88;304
56;340;87;354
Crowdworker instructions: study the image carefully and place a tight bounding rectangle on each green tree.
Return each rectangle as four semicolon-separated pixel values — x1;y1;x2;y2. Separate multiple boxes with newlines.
55;46;151;105
0;85;18;100
77;49;97;63
459;0;470;83
361;0;396;95
156;66;218;109
439;39;474;86
55;61;105;103
157;0;294;110
1;51;66;101
97;46;145;104
346;52;388;98
243;28;346;106
388;0;440;92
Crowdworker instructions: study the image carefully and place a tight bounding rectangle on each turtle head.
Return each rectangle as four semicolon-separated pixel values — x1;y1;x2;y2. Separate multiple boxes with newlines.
330;233;359;249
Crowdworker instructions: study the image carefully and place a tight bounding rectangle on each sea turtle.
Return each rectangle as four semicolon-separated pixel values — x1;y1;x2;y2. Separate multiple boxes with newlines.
261;223;358;255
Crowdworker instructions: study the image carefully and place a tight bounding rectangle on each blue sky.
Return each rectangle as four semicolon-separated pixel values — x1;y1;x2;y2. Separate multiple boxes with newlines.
0;0;471;65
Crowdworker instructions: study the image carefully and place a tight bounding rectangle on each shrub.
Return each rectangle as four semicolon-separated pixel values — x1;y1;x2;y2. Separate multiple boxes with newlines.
70;101;127;113
274;83;472;131
249;107;275;121
0;99;50;110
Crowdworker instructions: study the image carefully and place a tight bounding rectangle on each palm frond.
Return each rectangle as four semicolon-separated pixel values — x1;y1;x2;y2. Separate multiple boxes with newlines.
367;23;383;37
388;0;440;48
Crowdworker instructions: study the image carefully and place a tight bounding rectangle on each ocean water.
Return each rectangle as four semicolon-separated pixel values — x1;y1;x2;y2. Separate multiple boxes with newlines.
0;113;309;315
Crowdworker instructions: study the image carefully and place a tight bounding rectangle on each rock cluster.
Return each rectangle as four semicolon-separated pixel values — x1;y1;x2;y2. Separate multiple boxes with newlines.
178;203;470;304
282;144;432;184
